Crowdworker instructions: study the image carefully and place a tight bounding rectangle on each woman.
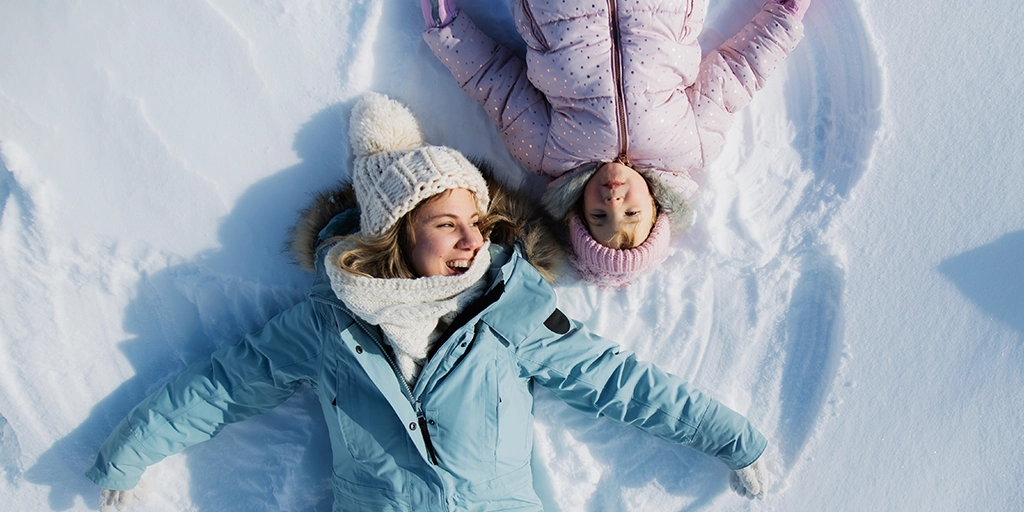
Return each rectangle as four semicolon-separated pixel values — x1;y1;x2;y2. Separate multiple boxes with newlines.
88;93;767;510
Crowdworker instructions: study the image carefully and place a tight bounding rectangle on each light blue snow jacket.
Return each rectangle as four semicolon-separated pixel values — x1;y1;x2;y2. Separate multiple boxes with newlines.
86;208;766;511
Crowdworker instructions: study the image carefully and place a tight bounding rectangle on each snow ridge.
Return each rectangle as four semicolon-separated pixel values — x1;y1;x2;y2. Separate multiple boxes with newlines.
0;140;38;234
0;413;23;485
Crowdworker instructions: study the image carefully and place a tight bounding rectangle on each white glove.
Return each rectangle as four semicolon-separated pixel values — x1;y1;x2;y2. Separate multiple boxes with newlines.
730;458;769;499
100;488;133;511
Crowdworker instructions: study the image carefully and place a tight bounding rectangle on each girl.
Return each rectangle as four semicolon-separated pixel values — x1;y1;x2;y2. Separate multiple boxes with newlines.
88;93;768;511
422;0;810;286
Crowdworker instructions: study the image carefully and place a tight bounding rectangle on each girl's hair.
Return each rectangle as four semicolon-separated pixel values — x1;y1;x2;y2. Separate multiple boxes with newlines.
337;190;494;279
572;168;661;250
604;228;641;251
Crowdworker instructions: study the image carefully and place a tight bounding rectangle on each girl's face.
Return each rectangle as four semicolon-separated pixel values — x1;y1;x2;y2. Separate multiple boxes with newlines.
408;189;485;277
582;163;656;247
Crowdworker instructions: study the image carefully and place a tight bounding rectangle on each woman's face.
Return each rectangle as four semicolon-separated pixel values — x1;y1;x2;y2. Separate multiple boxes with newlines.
408;189;485;277
582;162;656;247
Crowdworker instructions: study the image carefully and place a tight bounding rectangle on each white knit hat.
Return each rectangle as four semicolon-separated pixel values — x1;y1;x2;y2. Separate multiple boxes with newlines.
349;92;490;236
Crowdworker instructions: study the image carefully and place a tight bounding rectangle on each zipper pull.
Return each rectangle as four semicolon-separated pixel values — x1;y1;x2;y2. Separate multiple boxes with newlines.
417;415;440;465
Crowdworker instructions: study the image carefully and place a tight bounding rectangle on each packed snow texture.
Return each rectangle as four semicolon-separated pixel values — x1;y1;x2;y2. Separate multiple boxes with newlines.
1;0;1022;511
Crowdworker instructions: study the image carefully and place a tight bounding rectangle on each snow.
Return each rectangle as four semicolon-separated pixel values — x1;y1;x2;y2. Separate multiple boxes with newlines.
1;0;1022;510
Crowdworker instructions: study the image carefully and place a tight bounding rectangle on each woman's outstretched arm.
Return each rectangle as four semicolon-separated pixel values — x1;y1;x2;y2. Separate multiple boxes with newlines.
85;300;326;491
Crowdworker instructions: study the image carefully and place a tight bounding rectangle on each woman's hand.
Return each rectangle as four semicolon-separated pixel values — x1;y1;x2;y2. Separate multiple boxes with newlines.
775;0;811;20
421;0;458;28
100;488;133;511
730;458;769;499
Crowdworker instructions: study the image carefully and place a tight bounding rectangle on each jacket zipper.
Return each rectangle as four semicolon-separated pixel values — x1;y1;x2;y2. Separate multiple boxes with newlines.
349;315;442;466
607;0;630;164
520;0;549;50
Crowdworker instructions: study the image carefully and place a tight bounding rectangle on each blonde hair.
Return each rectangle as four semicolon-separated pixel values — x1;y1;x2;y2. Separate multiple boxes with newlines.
602;230;639;250
337;190;493;279
336;214;417;279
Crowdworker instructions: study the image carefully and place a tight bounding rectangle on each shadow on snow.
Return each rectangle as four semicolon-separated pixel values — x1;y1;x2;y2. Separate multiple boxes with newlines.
939;230;1024;335
23;105;354;511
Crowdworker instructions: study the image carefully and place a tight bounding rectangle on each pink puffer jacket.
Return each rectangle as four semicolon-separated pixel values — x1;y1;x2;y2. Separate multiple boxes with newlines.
423;0;804;198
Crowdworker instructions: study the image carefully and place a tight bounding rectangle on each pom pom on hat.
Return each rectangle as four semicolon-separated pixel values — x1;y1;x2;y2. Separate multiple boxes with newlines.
568;213;671;287
348;92;489;236
349;92;424;157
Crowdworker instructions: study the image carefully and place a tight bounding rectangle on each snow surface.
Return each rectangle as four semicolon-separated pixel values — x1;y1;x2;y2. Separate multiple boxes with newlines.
1;0;1022;510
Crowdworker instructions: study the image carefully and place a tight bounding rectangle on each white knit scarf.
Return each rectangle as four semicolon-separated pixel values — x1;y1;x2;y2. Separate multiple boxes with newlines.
326;241;491;386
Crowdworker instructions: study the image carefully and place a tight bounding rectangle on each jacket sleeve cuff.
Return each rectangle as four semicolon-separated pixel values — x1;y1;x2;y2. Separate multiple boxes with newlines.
422;13;503;88
85;463;142;491
83;417;155;490
691;400;768;471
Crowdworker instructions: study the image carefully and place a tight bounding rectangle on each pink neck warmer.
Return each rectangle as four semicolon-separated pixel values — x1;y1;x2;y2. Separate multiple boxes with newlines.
568;213;671;288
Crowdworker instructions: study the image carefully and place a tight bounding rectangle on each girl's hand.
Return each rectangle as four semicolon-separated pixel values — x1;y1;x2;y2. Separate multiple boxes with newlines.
421;0;459;28
775;0;811;20
730;458;769;499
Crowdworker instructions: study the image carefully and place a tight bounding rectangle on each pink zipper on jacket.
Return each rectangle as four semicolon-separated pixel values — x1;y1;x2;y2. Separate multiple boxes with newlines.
519;0;549;50
606;0;630;164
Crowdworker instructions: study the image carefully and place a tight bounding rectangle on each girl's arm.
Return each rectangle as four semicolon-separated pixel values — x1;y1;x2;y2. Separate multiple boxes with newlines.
422;13;552;173
687;1;807;163
85;300;327;491
692;1;806;113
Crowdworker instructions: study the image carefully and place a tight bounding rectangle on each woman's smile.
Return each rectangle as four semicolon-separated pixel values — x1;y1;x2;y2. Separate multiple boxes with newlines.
408;189;484;277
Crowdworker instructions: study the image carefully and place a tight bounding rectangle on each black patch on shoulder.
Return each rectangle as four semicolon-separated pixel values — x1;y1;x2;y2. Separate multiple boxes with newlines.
544;309;570;335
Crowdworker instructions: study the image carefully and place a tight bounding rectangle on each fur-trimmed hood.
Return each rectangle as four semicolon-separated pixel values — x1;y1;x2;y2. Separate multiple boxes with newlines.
539;163;695;233
288;160;565;282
